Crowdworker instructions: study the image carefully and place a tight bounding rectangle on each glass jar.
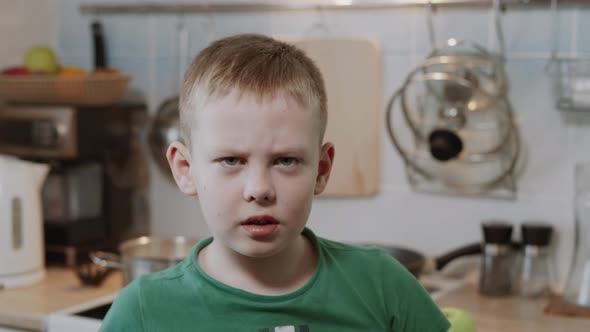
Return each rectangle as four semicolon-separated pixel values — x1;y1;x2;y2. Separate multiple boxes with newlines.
563;162;590;307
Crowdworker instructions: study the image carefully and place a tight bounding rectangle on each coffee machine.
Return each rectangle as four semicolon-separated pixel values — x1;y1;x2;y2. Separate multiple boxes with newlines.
0;100;150;266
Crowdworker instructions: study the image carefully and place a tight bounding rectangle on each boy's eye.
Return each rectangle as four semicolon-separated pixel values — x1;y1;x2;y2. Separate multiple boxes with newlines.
276;157;297;166
221;157;241;166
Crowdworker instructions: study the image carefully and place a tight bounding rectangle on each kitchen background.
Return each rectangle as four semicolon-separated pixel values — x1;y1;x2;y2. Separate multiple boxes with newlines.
1;0;589;290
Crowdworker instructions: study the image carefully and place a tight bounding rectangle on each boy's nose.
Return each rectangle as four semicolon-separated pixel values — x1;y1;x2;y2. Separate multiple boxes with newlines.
243;169;276;204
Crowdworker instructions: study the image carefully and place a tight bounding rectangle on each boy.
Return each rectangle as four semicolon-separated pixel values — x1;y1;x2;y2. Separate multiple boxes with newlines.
100;34;450;332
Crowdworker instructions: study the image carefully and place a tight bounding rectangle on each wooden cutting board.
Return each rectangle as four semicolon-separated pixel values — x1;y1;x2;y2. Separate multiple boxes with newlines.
290;39;382;197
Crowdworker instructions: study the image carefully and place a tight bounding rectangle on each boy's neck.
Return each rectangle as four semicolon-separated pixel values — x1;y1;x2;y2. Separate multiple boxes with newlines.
197;234;317;296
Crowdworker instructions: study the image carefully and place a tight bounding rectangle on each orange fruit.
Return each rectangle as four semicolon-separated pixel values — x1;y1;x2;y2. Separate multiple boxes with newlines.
59;66;86;76
56;66;87;100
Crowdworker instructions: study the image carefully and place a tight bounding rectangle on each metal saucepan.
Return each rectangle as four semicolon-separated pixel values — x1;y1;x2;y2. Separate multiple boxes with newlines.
91;236;200;285
92;236;481;284
357;242;482;278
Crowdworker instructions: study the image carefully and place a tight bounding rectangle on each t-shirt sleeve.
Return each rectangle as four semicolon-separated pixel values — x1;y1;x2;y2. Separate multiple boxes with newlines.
379;252;450;332
99;279;145;332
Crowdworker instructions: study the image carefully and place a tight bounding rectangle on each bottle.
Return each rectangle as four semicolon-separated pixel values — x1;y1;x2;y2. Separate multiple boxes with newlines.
563;162;590;307
479;221;515;296
515;222;554;298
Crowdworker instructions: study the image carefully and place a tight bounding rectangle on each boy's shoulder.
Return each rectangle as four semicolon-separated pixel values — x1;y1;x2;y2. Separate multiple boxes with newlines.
316;235;397;259
314;235;407;274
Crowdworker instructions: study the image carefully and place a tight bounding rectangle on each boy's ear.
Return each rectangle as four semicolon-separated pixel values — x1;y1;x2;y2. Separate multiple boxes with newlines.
166;141;198;196
314;142;335;195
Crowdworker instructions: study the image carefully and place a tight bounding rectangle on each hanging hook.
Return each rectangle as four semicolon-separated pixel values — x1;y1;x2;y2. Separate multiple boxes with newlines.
550;0;559;59
426;1;437;51
545;0;560;75
491;0;506;60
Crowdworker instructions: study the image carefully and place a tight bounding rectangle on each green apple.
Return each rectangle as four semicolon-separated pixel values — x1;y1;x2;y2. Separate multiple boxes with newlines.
24;46;59;74
441;307;476;332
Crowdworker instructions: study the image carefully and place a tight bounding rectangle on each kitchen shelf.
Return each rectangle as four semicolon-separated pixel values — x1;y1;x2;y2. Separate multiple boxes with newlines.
80;0;589;15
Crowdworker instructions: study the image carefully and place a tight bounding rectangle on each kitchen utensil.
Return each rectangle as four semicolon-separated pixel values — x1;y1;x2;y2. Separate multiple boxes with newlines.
386;78;520;196
290;38;381;197
514;222;554;298
546;0;590;112
0;154;49;289
387;0;519;197
90;236;200;285
91;21;106;70
148;17;188;183
148;96;181;182
357;242;482;278
385;48;519;196
423;40;508;112
563;162;590;307
479;221;515;296
75;262;111;287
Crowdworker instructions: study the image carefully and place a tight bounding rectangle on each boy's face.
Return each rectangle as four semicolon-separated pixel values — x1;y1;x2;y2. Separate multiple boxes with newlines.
167;90;334;259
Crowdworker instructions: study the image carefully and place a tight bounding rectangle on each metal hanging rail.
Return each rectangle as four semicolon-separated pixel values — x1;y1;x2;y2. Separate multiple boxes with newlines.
80;0;587;15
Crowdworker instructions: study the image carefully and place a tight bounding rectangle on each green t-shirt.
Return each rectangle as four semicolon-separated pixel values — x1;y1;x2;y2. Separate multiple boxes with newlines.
100;228;450;332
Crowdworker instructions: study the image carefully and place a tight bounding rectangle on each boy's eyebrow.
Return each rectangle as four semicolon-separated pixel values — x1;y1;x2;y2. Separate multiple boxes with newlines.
270;147;309;156
207;147;310;156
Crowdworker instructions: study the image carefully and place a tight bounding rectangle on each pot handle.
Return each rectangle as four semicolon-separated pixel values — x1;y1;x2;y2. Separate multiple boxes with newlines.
434;242;482;271
90;251;123;269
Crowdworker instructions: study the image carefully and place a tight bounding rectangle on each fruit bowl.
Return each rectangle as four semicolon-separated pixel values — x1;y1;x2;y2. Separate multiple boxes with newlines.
0;73;131;106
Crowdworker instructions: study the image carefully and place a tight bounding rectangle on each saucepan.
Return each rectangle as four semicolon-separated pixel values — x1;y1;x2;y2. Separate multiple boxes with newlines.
92;235;481;285
91;236;200;285
357;242;482;278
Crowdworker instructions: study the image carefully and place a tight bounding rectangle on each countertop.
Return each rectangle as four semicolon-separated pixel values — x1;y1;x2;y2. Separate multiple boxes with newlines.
0;268;122;331
2;268;590;331
436;284;590;332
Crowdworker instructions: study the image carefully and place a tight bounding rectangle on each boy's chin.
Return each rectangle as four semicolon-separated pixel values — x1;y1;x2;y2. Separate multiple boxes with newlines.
233;244;285;260
230;239;293;260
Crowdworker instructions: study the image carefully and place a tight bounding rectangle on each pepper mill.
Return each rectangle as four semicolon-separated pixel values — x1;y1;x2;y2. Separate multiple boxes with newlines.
515;222;554;298
479;221;515;296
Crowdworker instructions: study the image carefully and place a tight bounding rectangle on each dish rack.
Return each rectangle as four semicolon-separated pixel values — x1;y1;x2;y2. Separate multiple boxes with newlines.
546;0;590;112
547;56;590;112
0;74;131;106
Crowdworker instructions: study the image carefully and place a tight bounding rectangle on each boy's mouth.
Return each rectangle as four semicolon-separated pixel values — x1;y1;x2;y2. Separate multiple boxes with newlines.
240;215;279;238
240;215;279;226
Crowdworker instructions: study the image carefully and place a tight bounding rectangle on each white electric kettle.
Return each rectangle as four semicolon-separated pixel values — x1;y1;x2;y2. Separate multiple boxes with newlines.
0;154;49;289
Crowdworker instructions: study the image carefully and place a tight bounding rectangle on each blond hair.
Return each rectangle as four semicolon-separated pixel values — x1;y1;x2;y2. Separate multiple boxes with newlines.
179;34;327;147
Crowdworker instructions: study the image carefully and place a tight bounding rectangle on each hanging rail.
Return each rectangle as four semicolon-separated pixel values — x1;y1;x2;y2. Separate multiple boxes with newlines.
80;0;587;15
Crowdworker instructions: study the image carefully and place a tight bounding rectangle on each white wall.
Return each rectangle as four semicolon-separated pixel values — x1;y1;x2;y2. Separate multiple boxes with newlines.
0;0;57;69
54;0;590;289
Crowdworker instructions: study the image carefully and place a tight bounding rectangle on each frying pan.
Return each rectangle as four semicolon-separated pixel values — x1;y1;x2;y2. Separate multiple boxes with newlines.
358;242;482;278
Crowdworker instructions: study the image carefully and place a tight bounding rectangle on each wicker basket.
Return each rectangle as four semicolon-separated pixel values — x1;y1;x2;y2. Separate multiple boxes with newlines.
0;74;131;106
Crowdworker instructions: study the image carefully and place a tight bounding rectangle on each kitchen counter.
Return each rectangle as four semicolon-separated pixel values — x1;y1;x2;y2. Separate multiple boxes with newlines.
0;268;122;331
3;268;590;332
436;284;590;332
